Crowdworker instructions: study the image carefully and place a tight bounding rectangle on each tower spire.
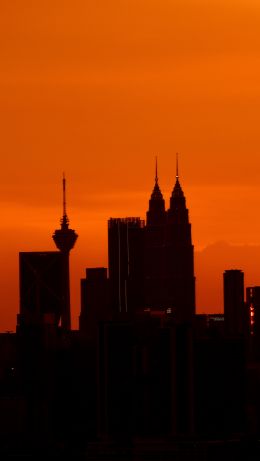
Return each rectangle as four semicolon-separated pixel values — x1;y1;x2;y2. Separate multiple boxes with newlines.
60;173;69;230
63;172;67;218
176;152;179;179
147;158;165;226
170;152;184;204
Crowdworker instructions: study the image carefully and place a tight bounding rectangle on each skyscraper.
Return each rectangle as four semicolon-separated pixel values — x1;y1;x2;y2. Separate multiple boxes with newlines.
108;217;144;315
164;156;195;322
108;157;195;321
224;269;247;337
52;175;78;330
144;158;166;309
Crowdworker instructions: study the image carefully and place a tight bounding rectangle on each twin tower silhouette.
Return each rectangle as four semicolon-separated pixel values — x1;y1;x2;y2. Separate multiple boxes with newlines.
108;155;196;322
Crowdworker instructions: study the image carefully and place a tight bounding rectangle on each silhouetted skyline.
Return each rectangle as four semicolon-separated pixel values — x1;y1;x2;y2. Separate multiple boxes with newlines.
2;2;260;456
2;163;260;331
4;156;260;457
1;1;260;331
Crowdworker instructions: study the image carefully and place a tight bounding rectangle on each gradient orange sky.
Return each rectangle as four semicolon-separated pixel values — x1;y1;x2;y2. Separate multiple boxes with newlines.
1;0;260;331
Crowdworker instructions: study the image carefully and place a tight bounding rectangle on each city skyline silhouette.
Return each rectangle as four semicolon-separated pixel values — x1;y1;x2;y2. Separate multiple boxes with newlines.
2;2;260;457
1;1;260;331
3;150;260;458
2;162;260;332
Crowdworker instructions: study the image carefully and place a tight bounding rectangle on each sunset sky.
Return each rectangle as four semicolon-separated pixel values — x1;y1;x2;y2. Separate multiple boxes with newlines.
1;0;260;330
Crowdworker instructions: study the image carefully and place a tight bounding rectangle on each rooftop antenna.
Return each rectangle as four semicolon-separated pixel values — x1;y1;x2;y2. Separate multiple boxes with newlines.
176;152;179;179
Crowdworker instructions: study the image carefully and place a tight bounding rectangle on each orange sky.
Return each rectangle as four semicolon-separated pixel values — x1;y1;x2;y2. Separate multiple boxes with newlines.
1;0;260;330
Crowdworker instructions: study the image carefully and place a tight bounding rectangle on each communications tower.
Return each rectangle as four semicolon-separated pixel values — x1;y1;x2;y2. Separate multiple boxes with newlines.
52;175;78;330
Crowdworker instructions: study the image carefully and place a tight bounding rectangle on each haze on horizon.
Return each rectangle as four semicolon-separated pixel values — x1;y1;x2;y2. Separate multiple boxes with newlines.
1;0;260;330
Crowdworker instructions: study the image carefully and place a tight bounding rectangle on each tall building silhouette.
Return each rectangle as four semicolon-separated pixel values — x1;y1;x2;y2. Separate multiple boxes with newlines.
52;175;78;330
108;217;144;315
164;155;195;321
224;269;248;337
79;267;110;338
144;158;166;308
108;157;196;320
18;251;64;329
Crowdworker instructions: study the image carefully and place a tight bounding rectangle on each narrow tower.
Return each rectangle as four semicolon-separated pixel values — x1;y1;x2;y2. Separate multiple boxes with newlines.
146;157;166;226
52;175;78;330
165;154;195;321
144;157;166;308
